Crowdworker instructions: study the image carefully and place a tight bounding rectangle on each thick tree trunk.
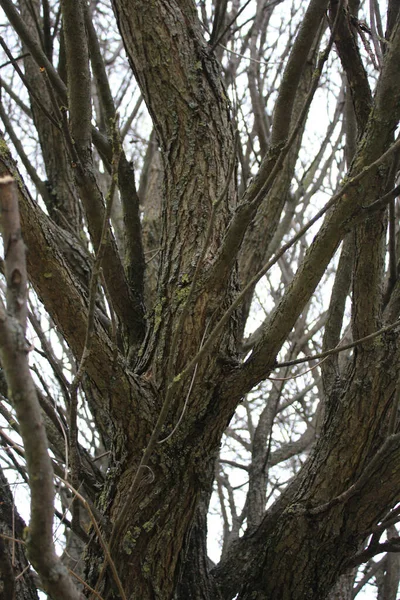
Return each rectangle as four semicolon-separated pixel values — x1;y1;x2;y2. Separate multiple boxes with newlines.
79;3;241;596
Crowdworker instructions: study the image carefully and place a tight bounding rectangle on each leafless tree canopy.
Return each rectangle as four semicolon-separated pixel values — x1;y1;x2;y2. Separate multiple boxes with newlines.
0;1;400;599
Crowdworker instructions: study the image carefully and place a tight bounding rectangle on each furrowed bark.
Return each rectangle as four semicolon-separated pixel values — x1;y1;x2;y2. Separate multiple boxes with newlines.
112;0;238;384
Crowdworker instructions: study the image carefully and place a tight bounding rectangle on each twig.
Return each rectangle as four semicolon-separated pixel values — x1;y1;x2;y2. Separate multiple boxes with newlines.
0;429;24;457
354;18;380;70
0;75;32;117
0;36;59;129
209;0;253;53
267;357;330;381
68;568;105;600
272;319;400;370
1;527;105;599
0;532;25;545
0;52;30;69
28;307;70;398
362;182;400;212
0;98;51;202
217;43;284;68
56;475;126;600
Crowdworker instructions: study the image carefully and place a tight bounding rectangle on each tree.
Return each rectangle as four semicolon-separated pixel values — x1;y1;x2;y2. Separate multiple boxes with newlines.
0;0;400;598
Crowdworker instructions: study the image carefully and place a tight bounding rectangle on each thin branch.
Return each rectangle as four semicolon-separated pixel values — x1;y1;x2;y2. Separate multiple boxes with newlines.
389;197;397;288
70;117;121;397
68;118;121;531
364;505;400;538
351;556;386;597
0;75;32;117
369;0;383;66
28;307;70;399
0;175;81;600
209;0;253;53
56;475;126;600
174;134;400;395
68;568;106;600
0;52;30;69
60;0;91;150
0;0;116;164
83;0;115;127
211;3;341;283
0;36;59;129
267;357;329;381
0;98;50;201
348;538;400;569
25;0;44;51
120;95;143;140
272;319;400;370
218;459;250;472
0;532;25;545
217;43;283;68
362;182;400;212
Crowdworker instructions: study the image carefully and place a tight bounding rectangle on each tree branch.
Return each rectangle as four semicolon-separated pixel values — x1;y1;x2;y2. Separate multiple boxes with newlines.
0;138;148;443
329;0;372;132
0;175;82;600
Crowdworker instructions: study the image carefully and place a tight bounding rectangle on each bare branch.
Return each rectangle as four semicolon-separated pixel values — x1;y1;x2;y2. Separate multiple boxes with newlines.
0;175;82;600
